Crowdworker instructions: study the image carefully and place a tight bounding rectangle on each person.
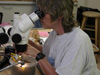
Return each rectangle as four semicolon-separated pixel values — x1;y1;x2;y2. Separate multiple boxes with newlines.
23;0;99;75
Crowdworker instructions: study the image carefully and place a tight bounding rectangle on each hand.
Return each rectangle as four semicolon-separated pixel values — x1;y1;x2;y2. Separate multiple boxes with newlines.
23;44;40;57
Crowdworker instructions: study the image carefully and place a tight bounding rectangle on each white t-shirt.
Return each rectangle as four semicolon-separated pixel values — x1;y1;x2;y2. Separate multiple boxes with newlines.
43;27;99;75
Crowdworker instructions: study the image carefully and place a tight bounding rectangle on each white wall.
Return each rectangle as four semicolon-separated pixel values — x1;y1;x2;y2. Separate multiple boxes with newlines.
86;0;100;10
77;0;87;7
78;0;100;10
0;1;36;25
0;0;99;25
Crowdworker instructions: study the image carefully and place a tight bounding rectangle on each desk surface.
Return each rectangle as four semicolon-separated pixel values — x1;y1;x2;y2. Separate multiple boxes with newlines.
0;67;41;75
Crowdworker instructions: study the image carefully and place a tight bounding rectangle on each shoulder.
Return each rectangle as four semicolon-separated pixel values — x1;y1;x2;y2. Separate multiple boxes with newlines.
65;27;93;54
71;27;91;44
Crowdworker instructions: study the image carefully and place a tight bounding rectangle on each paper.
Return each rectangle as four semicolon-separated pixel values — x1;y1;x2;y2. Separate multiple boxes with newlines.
38;31;49;37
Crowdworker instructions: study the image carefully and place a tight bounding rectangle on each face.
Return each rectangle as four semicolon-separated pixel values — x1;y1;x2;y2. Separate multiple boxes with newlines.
40;13;60;29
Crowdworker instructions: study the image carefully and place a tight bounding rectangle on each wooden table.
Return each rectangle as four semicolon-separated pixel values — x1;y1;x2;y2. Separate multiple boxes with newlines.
0;67;41;75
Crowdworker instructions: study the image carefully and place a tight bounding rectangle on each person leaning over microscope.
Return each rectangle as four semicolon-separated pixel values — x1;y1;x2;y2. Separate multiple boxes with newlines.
22;0;99;75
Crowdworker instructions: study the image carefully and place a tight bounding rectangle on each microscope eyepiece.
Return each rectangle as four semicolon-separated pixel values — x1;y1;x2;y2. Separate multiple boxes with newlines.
35;10;45;18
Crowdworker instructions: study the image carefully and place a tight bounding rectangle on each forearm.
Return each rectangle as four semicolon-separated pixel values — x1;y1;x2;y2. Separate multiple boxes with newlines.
37;58;58;75
28;39;42;52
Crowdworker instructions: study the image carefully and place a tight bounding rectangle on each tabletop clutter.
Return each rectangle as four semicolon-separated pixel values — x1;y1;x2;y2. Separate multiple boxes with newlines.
0;23;51;75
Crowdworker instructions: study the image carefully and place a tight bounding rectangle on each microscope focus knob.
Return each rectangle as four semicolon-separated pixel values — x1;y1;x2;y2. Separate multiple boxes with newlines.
12;34;22;43
0;33;9;44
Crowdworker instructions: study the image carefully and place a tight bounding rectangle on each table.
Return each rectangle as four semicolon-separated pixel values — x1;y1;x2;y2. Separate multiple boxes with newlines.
0;67;41;75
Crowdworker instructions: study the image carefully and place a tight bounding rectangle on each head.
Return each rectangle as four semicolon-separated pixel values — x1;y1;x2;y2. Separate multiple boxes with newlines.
36;0;76;33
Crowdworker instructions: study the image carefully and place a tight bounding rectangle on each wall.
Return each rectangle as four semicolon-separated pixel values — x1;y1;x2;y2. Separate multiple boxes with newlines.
0;0;36;1
78;0;100;10
0;1;36;25
86;0;100;10
0;1;78;27
77;0;87;7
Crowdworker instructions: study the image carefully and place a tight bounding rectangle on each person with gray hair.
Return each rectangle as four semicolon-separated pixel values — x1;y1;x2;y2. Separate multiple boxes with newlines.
23;0;99;75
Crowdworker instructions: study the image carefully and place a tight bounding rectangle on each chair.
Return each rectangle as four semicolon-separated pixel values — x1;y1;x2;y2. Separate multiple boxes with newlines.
81;11;100;62
81;11;100;46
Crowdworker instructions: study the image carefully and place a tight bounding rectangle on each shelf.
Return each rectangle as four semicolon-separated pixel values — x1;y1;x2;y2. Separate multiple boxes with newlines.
0;1;36;5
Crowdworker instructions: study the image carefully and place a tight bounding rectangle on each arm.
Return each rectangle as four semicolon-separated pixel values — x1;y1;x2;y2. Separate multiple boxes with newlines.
23;44;58;75
28;39;42;52
37;58;58;75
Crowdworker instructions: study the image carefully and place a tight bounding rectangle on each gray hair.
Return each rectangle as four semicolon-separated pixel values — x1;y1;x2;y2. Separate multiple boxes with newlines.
36;0;76;32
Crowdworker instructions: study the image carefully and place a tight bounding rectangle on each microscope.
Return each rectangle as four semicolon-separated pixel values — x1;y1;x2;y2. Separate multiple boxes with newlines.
0;27;15;69
0;9;44;71
9;10;44;53
0;27;9;45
